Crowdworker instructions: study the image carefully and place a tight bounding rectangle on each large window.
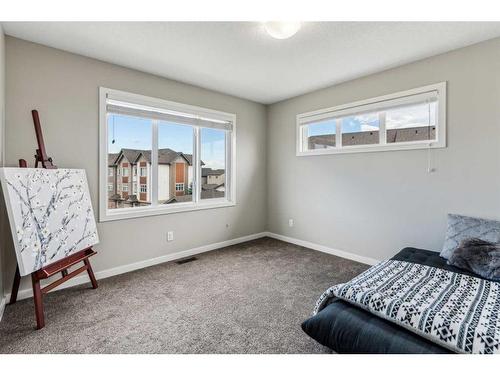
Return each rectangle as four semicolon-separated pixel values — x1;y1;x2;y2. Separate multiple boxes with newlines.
99;87;236;221
297;82;446;156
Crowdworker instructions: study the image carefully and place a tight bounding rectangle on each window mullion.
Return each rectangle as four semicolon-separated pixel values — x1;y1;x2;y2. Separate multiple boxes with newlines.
336;118;342;149
151;120;159;207
193;127;201;203
379;112;387;145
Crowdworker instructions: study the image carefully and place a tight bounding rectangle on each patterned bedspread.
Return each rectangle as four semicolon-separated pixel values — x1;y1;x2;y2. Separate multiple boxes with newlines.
314;260;500;354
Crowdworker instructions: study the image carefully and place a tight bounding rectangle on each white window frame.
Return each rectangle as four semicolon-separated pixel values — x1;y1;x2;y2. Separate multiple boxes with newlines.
99;87;236;222
108;183;113;192
122;167;129;177
296;82;446;156
140;184;147;193
108;167;113;177
122;185;128;192
175;183;185;192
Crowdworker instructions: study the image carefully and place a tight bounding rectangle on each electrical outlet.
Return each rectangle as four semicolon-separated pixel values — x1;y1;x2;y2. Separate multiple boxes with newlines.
167;231;174;241
288;219;294;227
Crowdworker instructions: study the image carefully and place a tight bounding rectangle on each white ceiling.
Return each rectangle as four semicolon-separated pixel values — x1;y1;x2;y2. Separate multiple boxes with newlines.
3;22;500;104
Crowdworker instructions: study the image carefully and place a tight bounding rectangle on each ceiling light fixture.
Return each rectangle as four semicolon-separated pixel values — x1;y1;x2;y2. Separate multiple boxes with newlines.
263;22;301;40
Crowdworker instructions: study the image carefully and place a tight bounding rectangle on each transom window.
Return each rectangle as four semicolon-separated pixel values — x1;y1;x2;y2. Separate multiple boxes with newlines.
297;82;446;156
99;87;236;221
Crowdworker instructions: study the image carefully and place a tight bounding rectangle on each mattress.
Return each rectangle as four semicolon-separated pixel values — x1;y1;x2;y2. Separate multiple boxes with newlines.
301;247;483;354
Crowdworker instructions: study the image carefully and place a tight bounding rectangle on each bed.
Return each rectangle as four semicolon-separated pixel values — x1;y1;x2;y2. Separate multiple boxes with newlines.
301;247;485;354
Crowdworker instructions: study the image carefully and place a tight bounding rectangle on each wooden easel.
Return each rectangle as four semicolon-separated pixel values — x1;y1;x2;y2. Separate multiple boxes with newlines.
9;110;98;330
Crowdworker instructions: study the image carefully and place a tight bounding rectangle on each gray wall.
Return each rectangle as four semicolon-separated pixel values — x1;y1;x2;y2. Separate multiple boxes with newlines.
3;37;267;292
0;27;5;302
3;34;500;296
267;37;500;261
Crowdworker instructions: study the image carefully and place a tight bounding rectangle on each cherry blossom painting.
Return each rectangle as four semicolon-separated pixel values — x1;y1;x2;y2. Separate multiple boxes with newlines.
0;168;99;276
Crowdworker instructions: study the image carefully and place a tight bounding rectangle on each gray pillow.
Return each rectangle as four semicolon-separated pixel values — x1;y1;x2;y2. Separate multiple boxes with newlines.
447;238;500;281
440;214;500;260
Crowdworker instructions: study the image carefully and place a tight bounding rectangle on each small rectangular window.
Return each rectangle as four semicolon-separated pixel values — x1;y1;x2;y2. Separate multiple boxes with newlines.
108;183;113;191
386;101;437;144
200;128;226;201
140;184;147;193
106;114;151;210
158;121;193;205
297;82;446;156
303;119;336;150
341;112;379;147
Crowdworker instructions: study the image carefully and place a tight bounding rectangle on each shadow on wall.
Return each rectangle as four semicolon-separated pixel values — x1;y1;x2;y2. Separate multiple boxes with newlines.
0;183;15;299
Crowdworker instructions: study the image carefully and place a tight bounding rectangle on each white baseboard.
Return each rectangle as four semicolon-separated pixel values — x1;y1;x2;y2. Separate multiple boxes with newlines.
2;230;377;305
264;232;379;266
4;231;268;302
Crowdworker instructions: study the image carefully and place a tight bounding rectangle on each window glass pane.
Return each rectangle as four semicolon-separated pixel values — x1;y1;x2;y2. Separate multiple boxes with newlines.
304;120;336;150
341;113;380;146
386;102;436;143
107;114;152;210
201;128;226;200
158;122;194;205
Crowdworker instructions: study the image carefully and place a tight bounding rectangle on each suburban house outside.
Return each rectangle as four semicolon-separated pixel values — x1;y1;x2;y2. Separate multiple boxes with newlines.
108;148;224;208
307;125;436;149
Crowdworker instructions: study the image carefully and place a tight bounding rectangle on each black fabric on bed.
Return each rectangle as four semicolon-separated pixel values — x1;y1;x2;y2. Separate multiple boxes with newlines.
301;247;484;354
391;247;481;277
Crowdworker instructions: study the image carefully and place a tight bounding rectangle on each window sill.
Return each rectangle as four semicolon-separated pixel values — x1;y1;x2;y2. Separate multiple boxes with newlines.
296;140;445;156
99;199;236;222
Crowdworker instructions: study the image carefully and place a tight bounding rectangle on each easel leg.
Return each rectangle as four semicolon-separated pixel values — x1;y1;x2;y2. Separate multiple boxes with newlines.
9;266;21;305
31;274;45;330
84;258;98;289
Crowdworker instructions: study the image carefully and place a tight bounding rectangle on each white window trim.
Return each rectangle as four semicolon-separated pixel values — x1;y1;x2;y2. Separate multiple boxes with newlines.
296;82;446;156
99;87;236;222
175;183;185;191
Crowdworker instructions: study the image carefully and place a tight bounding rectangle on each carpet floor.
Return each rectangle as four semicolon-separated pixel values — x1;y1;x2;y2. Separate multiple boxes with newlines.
0;237;368;354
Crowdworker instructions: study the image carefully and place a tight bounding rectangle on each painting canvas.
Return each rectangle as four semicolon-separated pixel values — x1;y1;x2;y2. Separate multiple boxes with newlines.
0;168;99;276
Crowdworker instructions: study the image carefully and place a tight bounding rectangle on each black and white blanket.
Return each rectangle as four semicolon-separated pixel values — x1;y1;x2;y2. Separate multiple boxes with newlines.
314;260;500;354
